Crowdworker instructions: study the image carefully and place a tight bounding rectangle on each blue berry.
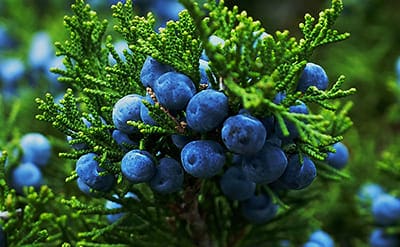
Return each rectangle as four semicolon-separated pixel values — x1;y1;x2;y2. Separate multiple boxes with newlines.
358;183;385;204
221;114;267;155
303;242;321;247
199;59;213;87
153;71;196;111
220;166;256;201
326;142;349;169
105;192;139;223
112;130;137;151
171;134;192;149
241;194;278;224
108;40;130;65
112;94;143;134
11;162;43;194
121;150;156;183
181;140;225;178
0;25;15;49
186;89;229;132
75;153;115;192
20;132;51;167
241;142;288;184
140;94;157;126
278;154;316;190
152;0;184;23
44;56;65;90
372;194;400;226
276;101;309;140
76;177;92;195
370;228;399;247
309;230;334;247
28;31;53;70
0;58;25;85
140;56;174;88
149;157;184;194
297;63;329;92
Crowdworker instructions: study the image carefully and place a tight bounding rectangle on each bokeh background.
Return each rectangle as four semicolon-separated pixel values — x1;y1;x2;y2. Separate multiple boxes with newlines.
1;0;400;246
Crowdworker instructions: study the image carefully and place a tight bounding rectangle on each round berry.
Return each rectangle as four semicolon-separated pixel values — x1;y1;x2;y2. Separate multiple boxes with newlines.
296;62;329;92
181;140;225;178
149;157;184;194
241;194;278;224
372;194;400;226
0;58;25;85
11;162;43;194
28;31;53;70
309;230;334;247
112;94;143;134
278;154;316;190
326;142;349;170
121;150;156;183
221;114;267;155
140;56;174;88
75;153;115;192
242;142;288;184
358;183;385;204
220;166;256;201
112;130;137;151
20;132;51;167
153;71;196;111
276;101;309;140
186;89;229;133
370;228;399;247
105;192;139;223
171;134;192;149
303;242;321;247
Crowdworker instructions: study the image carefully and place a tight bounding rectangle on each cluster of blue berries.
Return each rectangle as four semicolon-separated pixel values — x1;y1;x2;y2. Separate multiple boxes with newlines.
0;28;65;100
74;52;350;224
9;133;51;194
358;183;400;247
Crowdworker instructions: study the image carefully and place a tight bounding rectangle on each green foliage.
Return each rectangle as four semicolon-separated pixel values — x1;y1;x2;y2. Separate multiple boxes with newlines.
29;0;356;246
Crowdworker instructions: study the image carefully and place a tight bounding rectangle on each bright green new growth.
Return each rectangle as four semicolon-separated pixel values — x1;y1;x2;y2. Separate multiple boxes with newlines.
31;0;356;246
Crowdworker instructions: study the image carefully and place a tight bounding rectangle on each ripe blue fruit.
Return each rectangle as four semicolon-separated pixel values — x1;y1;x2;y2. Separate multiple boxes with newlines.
181;140;225;178
186;89;229;133
303;242;322;247
121;149;156;183
0;58;25;85
241;142;288;184
112;130;137;151
171;134;192;149
241;194;278;224
219;166;256;201
221;114;267;155
20;132;51;167
140;95;157;126
326;142;349;169
372;194;400;226
28;31;53;70
309;230;334;247
276;101;309;140
153;71;196;111
358;183;385;204
149;157;184;194
140;56;174;88
278;154;317;190
11;162;43;194
369;228;399;247
75;153;115;192
112;94;143;134
105;192;139;223
296;62;329;92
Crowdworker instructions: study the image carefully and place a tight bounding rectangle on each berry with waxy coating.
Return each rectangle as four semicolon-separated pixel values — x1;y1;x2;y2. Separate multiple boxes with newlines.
112;130;137;151
11;162;43;194
220;166;256;201
372;194;400;226
105;192;139;223
326;142;349;169
112;94;143;134
121;149;156;183
296;62;329;92
303;243;322;247
241;194;278;224
149;157;184;194
278;154;317;190
358;183;385;204
140;56;174;88
171;134;192;149
28;31;53;70
276;101;309;140
153;71;196;111
20;132;51;167
369;228;399;247
186;89;229;133
221;114;267;155
75;153;115;192
309;230;334;247
181;140;225;178
241;142;288;184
